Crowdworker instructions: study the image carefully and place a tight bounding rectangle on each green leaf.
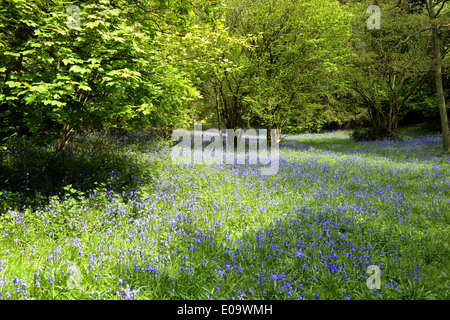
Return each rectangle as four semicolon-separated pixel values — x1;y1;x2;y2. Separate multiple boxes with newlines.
20;49;36;56
78;84;92;91
24;95;36;104
69;65;90;74
5;81;22;88
30;85;48;93
42;100;66;107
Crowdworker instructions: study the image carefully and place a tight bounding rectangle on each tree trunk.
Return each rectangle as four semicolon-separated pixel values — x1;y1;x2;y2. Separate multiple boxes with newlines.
57;124;75;153
432;28;450;150
214;83;223;145
427;0;450;151
276;123;282;143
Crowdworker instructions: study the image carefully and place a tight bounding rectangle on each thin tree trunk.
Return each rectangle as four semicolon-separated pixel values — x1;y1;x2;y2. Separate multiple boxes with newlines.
214;82;223;145
57;124;75;153
427;0;450;151
432;28;450;150
276;123;282;143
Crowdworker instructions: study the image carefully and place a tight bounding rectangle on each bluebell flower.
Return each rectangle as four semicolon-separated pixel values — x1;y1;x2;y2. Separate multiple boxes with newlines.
295;249;306;258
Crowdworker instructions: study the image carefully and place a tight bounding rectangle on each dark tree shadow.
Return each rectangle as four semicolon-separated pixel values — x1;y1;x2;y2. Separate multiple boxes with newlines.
0;133;160;211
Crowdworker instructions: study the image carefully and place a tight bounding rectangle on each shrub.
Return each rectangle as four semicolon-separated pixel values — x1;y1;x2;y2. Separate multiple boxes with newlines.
351;127;405;142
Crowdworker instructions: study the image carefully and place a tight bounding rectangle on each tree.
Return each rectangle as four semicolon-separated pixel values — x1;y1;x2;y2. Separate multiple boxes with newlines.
425;0;450;150
222;0;354;146
0;0;222;152
164;6;250;143
346;0;439;139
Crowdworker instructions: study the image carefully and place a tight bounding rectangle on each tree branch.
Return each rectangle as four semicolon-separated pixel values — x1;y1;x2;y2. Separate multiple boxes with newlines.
435;0;449;18
383;0;402;12
393;28;433;49
397;71;430;110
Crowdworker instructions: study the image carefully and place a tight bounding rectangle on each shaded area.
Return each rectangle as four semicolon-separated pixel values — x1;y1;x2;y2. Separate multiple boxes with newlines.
0;133;160;211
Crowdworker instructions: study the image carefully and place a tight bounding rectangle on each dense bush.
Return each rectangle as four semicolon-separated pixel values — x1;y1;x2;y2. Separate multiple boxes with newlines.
351;127;405;142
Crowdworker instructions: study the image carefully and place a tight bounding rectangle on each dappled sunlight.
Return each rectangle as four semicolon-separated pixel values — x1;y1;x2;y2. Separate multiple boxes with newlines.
3;130;449;300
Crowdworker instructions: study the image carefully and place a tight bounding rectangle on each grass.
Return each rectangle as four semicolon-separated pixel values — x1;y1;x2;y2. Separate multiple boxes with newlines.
0;127;449;300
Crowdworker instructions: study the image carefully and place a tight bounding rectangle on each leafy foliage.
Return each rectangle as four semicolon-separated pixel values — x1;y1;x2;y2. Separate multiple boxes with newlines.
0;0;227;150
346;0;449;140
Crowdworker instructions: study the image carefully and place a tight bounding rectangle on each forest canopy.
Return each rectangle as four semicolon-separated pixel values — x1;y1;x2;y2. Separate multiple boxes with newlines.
0;0;449;149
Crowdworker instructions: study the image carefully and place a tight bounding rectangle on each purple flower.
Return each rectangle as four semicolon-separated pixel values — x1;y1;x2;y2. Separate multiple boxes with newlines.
117;285;139;300
295;249;306;258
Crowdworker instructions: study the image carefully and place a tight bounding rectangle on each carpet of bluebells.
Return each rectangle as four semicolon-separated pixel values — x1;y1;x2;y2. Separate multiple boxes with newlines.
0;127;449;300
